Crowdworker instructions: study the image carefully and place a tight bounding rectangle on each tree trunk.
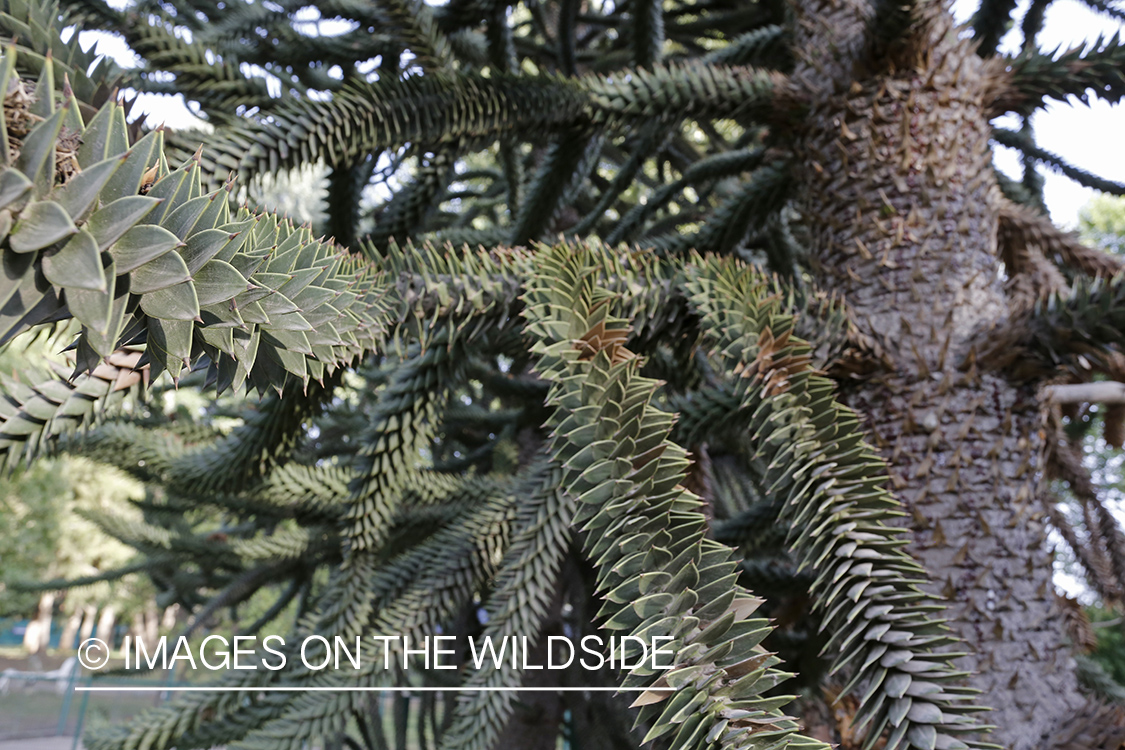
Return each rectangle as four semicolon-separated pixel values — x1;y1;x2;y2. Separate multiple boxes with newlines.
58;607;83;652
95;605;116;647
22;592;56;655
78;604;97;644
161;603;180;633
144;600;160;647
131;612;145;647
791;4;1086;747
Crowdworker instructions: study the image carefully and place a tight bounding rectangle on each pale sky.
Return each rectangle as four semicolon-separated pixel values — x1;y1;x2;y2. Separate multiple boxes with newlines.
952;0;1125;226
76;0;1125;227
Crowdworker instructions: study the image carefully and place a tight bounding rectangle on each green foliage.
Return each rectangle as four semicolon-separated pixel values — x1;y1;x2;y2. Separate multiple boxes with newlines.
0;340;147;618
175;61;784;193
1000;33;1125;117
680;259;985;748
1049;196;1125;705
970;0;1018;56
0;455;144;616
1088;607;1125;690
524;246;826;750
1080;195;1125;256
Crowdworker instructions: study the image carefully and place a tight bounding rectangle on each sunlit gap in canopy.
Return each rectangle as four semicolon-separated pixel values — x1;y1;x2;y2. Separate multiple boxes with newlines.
950;0;1125;226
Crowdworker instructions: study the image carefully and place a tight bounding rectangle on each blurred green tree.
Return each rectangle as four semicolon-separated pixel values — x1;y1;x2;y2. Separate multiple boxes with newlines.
1;343;149;653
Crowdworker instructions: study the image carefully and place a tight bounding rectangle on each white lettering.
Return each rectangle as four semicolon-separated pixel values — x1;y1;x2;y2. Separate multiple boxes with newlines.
579;635;605;670
433;636;456;670
547;636;574;669
468;636;509;670
334;636;361;670
200;635;230;670
262;635;286;670
651;637;674;669
301;635;331;670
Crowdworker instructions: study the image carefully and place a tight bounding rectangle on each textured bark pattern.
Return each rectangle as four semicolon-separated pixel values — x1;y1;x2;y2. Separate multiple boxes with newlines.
790;4;1087;747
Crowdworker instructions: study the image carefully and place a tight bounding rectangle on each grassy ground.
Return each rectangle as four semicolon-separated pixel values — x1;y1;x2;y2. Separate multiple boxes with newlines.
0;691;64;722
0;646;73;671
0;646;132;672
0;647;162;742
0;690;69;740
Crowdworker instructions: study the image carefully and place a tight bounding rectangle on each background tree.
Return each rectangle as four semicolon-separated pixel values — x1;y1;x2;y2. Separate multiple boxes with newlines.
0;341;152;657
3;0;1125;749
1081;195;1125;257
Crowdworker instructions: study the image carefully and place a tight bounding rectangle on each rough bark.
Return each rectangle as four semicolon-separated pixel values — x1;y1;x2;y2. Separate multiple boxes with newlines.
790;3;1088;747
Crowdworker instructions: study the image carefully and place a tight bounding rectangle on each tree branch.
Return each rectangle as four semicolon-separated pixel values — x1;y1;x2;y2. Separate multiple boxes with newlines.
993;126;1125;195
1044;382;1125;404
991;34;1125;117
1000;201;1125;279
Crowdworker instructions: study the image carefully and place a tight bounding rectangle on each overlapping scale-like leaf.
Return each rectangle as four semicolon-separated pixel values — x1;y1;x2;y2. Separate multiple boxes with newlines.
523;243;830;750
0;41;394;463
222;474;521;750
440;466;573;750
172;61;785;187
998;270;1125;372
0;348;145;469
0;41;391;387
996;32;1125;117
0;0;127;109
681;256;990;750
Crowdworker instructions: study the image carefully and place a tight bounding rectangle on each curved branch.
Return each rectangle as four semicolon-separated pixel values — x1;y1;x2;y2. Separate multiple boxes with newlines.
992;34;1125;117
970;0;1019;57
1050;442;1125;604
993;126;1125;196
170;63;787;187
999;201;1125;279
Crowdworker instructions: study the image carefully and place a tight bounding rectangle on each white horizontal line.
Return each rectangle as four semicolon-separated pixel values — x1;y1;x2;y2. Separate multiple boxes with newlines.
75;686;673;693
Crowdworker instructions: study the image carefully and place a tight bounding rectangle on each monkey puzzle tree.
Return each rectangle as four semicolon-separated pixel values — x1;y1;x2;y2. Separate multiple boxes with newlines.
3;0;1125;748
